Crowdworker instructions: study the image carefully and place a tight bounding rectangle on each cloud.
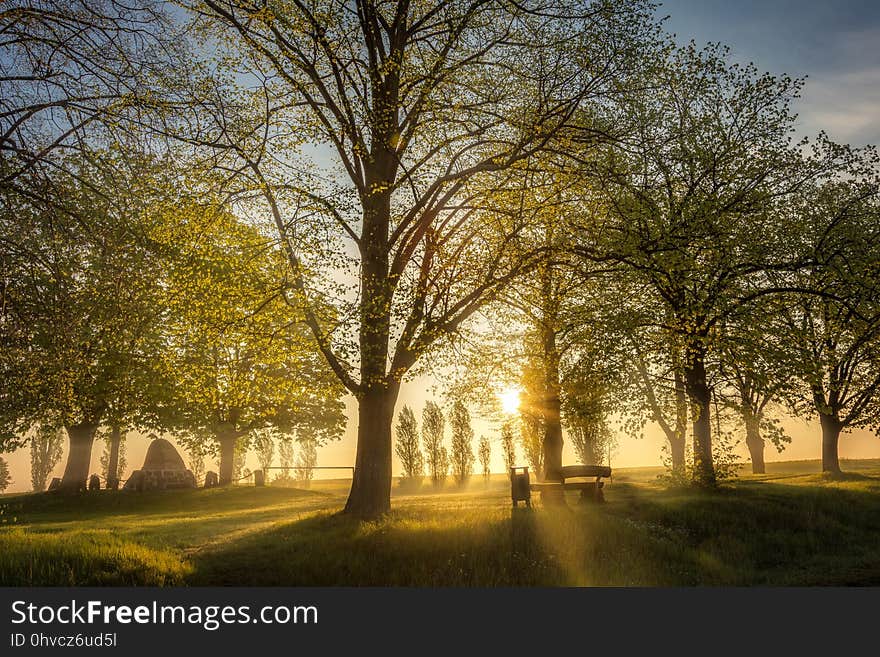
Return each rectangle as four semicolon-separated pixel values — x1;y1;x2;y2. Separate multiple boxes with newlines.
829;26;880;68
798;66;880;146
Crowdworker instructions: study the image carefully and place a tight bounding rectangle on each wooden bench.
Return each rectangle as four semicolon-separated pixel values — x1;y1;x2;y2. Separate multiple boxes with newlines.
510;465;611;507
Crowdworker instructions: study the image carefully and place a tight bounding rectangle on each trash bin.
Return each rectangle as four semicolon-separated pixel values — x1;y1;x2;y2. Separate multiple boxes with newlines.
254;469;266;487
510;466;531;508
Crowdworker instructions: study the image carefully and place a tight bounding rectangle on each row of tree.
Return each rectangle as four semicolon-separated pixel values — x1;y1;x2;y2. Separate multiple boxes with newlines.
23;420;321;491
395;401;486;488
1;149;348;490
445;44;880;488
395;396;607;488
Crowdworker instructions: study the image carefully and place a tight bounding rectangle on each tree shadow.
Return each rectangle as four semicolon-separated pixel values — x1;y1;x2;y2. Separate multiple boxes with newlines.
1;486;330;525
188;507;568;586
599;476;880;585
819;471;877;483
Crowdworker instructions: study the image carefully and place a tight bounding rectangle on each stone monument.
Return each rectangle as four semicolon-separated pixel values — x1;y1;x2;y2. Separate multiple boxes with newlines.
123;438;196;491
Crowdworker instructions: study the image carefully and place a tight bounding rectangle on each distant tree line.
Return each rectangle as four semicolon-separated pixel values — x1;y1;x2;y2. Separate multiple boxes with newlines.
394;399;484;490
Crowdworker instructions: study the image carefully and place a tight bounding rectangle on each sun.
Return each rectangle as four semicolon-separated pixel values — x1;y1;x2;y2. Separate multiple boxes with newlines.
499;387;522;415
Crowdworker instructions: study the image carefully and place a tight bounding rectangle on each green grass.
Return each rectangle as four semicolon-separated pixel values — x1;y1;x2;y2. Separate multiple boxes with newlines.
2;459;880;586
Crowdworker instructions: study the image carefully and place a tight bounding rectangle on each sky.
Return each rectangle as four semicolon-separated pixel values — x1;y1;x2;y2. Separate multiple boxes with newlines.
4;1;880;492
660;0;880;146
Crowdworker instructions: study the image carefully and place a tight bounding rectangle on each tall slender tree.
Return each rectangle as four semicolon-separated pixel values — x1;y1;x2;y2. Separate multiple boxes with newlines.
30;422;63;491
0;457;10;492
519;346;546;479
422;401;446;488
296;438;318;488
395;405;423;485
501;421;517;479
254;429;278;475
99;429;127;487
277;437;295;482
478;435;492;482
450;400;475;486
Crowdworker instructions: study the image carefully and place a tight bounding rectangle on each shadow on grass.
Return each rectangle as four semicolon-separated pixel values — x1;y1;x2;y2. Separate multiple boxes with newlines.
0;486;330;524
5;472;880;586
188;507;568;586
819;471;878;483
601;475;880;585
0;487;335;586
186;494;746;587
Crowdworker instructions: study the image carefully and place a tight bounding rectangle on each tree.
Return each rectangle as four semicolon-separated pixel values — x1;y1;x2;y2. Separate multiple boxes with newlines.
98;425;128;489
0;151;176;490
501;421;517;479
450;400;475;486
422;401;446;488
478;435;491;482
563;371;615;466
185;444;206;487
394;405;423;485
178;0;660;518
629;334;689;476
519;415;544;479
438;447;450;488
496;210;578;483
577;43;820;485
296;438;318;489
99;429;127;487
519;349;546;479
774;174;880;473
605;289;691;476
0;456;10;492
728;371;790;474
551;281;625;469
276;437;295;482
564;267;690;476
254;429;277;475
717;301;793;474
30;422;63;491
163;207;346;485
232;438;249;483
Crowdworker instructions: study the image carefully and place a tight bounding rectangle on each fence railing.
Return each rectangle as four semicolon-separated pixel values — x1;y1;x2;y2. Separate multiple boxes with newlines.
244;466;355;487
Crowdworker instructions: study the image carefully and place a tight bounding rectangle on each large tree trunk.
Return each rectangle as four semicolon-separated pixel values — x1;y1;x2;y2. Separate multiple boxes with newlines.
684;339;715;487
59;422;99;492
106;425;123;490
344;146;396;518
345;383;398;518
671;367;688;476
217;431;238;486
743;411;765;475
819;413;842;474
541;325;563;483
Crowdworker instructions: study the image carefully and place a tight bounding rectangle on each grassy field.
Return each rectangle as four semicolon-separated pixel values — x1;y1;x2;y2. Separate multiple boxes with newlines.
2;459;880;586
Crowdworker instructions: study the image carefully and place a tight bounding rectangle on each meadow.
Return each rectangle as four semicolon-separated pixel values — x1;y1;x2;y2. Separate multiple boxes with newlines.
2;459;880;587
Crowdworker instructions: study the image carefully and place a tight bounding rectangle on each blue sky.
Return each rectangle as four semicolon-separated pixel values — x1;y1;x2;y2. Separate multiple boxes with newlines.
660;0;880;145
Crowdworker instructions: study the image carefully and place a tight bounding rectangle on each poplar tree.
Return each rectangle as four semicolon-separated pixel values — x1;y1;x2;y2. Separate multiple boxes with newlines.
394;405;423;484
